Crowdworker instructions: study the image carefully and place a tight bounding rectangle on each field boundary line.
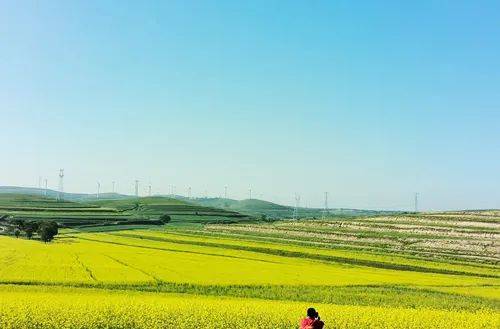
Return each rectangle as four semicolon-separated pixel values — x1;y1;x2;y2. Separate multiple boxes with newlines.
74;253;97;282
111;232;499;278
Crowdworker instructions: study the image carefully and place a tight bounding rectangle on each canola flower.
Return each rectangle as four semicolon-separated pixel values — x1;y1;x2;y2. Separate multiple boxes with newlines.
0;233;497;289
0;231;498;328
0;286;497;329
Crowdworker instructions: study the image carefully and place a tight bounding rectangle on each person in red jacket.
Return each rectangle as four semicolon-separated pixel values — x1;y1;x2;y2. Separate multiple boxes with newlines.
300;307;324;329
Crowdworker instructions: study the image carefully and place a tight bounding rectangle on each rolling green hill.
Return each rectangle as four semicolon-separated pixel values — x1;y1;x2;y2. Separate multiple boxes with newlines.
0;194;251;235
1;186;398;220
0;186;131;201
190;197;397;219
84;196;248;223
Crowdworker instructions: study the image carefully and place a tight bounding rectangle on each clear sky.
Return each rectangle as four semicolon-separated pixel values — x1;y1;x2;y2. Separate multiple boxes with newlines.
1;1;499;210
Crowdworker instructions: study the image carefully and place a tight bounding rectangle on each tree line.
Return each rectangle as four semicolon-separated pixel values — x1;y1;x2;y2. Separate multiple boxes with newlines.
9;219;59;242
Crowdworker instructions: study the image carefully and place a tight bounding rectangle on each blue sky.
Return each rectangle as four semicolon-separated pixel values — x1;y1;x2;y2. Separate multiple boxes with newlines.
1;1;499;210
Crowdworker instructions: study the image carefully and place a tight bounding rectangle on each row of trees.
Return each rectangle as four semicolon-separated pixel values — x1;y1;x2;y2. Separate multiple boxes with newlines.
10;219;58;242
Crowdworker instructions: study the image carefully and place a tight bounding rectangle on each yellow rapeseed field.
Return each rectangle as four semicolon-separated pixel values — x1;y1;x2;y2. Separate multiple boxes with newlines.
0;286;497;329
0;229;498;328
0;232;497;288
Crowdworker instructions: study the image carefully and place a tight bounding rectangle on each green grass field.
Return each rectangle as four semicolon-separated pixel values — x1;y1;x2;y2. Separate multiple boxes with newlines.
0;194;250;230
0;194;498;328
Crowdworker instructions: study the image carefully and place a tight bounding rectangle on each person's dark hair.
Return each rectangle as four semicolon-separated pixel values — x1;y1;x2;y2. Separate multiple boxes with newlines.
307;308;318;318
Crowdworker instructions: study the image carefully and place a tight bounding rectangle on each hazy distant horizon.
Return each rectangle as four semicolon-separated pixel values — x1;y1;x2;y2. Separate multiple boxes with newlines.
1;1;499;211
1;184;498;213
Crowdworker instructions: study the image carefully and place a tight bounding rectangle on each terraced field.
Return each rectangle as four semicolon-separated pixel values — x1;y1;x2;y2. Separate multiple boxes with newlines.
0;194;250;231
87;197;246;222
0;209;498;328
203;211;500;264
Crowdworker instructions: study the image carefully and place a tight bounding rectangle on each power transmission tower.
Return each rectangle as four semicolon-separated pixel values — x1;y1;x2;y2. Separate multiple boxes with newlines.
414;193;419;213
97;182;100;199
248;188;252;200
293;194;300;220
38;176;42;194
44;179;48;196
322;192;329;219
135;180;139;197
170;185;176;197
188;187;192;199
224;186;228;199
58;169;64;201
148;183;152;197
112;181;115;193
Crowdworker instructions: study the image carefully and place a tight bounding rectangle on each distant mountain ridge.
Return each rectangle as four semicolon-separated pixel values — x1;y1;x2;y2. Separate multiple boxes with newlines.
0;186;131;201
182;197;396;219
0;186;398;219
